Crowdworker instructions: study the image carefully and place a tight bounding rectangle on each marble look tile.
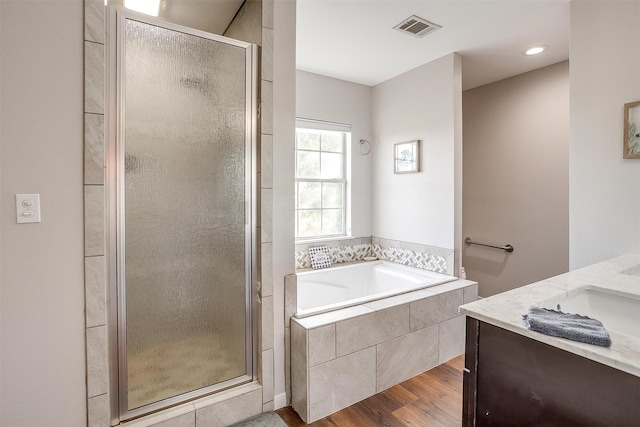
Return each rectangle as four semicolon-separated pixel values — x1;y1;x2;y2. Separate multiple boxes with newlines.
121;403;195;427
262;348;274;403
261;189;272;244
84;113;104;185
438;315;466;364
261;28;273;82
88;393;109;427
147;413;194;427
399;241;427;252
262;0;274;29
84;0;105;44
376;325;439;392
290;320;308;422
295;305;373;330
284;274;297;322
260;134;273;189
261;242;273;297
428;280;475;295
308;347;376;423
261;80;273;135
447;251;456;276
85;255;106;328
364;288;437;312
84;41;104;114
336;305;409;357
308;324;336;366
410;290;463;331
262;401;275;413
256;296;263;351
261;295;274;351
464;284;479;304
233;411;287;427
87;326;108;398
195;388;262;427
84;185;105;257
284;326;291;381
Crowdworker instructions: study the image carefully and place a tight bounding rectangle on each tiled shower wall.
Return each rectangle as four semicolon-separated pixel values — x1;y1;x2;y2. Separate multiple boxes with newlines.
295;236;455;275
84;0;108;424
82;1;273;425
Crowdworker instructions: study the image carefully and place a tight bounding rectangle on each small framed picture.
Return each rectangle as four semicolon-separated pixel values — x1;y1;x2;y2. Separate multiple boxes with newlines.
624;100;640;159
394;140;420;174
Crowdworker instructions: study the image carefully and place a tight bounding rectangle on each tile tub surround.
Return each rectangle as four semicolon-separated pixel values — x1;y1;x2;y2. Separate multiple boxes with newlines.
294;237;372;269
295;236;455;275
290;279;478;423
459;255;640;378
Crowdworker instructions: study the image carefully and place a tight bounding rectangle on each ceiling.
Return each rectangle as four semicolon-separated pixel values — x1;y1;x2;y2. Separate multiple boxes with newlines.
296;0;571;89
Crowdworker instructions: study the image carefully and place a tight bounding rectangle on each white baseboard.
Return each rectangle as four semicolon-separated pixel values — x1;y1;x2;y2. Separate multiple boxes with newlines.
274;392;287;409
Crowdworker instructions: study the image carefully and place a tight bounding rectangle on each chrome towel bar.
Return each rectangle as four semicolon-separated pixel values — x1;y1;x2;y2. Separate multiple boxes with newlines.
465;237;514;253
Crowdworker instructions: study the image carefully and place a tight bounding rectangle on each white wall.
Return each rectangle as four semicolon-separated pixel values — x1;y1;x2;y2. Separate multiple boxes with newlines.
463;62;570;297
0;1;87;425
296;70;373;238
570;1;640;269
371;53;462;252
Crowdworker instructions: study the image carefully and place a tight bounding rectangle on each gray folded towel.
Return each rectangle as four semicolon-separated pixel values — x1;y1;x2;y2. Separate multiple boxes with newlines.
522;307;611;347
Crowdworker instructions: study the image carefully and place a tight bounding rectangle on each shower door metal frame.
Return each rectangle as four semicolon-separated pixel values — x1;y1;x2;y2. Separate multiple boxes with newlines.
107;8;258;422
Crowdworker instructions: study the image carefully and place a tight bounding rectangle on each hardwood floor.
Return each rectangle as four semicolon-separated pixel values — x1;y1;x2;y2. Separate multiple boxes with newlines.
276;355;464;427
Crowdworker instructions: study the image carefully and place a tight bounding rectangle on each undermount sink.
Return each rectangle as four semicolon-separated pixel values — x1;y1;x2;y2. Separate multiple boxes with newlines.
540;287;640;339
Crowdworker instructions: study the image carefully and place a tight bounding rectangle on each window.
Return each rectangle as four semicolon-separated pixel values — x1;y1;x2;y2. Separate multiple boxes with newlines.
295;123;350;240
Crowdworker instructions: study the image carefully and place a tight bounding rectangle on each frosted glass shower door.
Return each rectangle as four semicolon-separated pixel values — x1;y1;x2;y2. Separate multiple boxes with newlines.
116;12;255;416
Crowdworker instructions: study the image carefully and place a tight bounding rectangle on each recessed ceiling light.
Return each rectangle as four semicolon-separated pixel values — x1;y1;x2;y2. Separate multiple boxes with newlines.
522;46;548;56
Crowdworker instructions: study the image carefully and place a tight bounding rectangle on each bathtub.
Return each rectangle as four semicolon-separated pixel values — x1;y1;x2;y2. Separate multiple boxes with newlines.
295;260;456;318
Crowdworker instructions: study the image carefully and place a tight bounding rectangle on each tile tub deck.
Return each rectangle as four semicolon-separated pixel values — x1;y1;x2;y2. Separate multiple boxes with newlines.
289;278;477;423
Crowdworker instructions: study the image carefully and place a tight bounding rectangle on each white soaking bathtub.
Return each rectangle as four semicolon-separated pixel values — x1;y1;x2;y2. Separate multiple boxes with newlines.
295;260;456;318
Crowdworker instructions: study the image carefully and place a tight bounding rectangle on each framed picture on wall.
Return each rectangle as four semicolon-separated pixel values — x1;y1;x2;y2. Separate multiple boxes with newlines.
394;140;420;173
623;100;640;159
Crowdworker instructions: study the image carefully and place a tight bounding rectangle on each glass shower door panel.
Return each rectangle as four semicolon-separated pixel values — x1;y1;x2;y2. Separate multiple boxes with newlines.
123;19;248;410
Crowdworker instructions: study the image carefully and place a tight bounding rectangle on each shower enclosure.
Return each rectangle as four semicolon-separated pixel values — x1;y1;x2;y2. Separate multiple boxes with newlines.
111;9;256;420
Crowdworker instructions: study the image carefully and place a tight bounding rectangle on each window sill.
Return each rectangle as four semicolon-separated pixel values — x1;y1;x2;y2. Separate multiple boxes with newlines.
294;235;351;245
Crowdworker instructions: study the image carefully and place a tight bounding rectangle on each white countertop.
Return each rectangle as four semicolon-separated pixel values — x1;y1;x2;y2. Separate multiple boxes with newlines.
459;255;640;377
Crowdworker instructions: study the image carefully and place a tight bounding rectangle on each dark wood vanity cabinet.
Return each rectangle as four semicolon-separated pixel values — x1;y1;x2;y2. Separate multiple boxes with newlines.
462;317;640;426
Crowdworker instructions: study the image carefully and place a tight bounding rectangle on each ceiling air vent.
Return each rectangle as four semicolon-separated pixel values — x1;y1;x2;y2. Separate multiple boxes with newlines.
393;15;441;38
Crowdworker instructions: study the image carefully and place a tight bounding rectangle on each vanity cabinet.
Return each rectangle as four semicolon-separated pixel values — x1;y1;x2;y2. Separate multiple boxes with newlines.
462;317;640;426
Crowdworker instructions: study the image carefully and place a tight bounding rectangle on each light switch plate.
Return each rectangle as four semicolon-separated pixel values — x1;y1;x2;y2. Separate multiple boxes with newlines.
16;194;41;224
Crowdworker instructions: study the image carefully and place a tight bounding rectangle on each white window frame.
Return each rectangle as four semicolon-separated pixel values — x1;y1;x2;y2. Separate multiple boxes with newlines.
295;119;351;241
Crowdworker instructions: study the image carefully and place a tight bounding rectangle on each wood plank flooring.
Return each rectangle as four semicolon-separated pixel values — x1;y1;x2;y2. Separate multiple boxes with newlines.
276;355;464;427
